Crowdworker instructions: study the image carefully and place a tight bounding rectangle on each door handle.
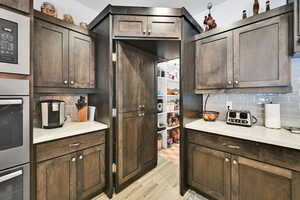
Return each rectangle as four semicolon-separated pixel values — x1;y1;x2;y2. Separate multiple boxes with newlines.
0;99;23;105
0;170;22;183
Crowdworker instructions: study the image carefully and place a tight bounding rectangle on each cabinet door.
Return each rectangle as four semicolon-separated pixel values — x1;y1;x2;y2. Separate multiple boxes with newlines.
141;114;157;168
147;17;181;38
69;31;95;88
233;14;290;88
187;144;231;200
0;0;30;13
34;19;69;88
36;153;77;200
116;42;144;113
116;113;142;192
294;0;300;53
77;145;105;200
195;32;234;90
231;156;294;200
113;15;148;37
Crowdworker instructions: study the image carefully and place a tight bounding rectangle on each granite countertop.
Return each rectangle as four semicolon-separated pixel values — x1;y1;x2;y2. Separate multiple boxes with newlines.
185;119;300;150
33;121;109;144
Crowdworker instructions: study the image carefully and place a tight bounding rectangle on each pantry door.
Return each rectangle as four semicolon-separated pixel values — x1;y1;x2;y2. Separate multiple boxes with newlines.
115;41;157;192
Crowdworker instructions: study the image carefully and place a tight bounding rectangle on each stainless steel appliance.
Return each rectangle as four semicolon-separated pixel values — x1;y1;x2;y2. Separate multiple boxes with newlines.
0;7;30;74
0;163;30;200
41;100;65;129
226;110;257;127
0;78;29;171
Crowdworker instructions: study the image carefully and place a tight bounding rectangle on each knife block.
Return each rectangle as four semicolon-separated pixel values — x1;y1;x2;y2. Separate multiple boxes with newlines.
77;105;88;122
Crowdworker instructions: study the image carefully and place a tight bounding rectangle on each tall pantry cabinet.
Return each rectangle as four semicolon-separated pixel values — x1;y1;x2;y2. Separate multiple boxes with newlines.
88;5;202;197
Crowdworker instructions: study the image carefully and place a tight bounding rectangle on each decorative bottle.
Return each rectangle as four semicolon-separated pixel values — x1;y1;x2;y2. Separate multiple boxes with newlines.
253;0;260;15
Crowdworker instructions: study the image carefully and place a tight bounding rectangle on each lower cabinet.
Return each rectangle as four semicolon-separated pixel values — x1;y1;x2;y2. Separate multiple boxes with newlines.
37;144;105;200
35;131;106;200
187;131;300;200
36;153;77;200
188;144;230;200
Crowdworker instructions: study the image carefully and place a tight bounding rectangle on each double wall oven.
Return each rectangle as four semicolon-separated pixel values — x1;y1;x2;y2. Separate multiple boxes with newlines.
0;78;30;200
0;5;31;200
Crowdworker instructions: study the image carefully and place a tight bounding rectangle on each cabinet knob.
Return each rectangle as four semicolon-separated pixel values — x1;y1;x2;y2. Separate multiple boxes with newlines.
233;160;238;165
225;158;230;162
64;80;68;85
234;80;239;85
79;155;83;160
70;81;75;85
148;29;152;35
228;81;232;85
143;29;146;34
71;157;76;162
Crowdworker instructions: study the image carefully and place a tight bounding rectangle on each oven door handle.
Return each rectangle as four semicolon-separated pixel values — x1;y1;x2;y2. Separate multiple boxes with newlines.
0;170;23;183
0;99;23;105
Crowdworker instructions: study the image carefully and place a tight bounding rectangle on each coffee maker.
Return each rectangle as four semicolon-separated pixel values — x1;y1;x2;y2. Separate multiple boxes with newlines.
41;100;65;129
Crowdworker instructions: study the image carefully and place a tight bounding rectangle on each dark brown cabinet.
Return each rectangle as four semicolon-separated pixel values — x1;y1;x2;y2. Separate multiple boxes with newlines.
233;15;290;88
188;144;231;200
231;156;294;200
195;32;233;90
294;0;300;54
69;31;95;89
34;16;95;89
115;41;157;192
113;15;148;37
194;5;291;93
35;131;106;200
77;145;105;200
36;153;77;200
34;19;69;88
0;0;31;13
113;15;181;38
186;129;300;200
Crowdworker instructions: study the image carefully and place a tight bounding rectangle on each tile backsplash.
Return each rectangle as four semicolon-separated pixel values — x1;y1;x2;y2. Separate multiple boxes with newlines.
204;58;300;128
33;95;88;128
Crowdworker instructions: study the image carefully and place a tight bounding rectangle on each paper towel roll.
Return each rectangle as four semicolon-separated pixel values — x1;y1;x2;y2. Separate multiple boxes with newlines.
265;104;281;129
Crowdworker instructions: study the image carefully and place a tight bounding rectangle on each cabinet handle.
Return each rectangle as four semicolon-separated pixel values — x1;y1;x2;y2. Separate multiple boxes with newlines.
234;80;239;85
227;145;240;150
228;81;232;85
71;157;76;162
225;158;230;162
233;160;238;165
64;80;68;85
69;142;81;147
138;113;144;117
79;155;83;160
70;81;75;85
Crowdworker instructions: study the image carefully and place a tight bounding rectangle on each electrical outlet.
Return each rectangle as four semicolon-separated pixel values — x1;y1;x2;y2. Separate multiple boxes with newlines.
226;101;233;110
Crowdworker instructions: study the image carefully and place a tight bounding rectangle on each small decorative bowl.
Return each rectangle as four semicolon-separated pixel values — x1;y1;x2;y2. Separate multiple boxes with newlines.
203;111;219;121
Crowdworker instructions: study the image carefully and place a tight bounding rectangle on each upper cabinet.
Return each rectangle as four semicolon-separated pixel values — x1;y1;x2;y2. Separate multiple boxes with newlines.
0;0;31;13
113;15;181;38
195;31;233;90
194;5;292;94
34;11;95;90
294;0;300;54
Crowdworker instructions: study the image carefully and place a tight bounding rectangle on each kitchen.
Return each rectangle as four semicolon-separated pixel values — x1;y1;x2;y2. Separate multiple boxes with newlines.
0;0;299;200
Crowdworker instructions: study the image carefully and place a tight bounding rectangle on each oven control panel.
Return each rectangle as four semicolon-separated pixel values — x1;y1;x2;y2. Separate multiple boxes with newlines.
0;18;18;64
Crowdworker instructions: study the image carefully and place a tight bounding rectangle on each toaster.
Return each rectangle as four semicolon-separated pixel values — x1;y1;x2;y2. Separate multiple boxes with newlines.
226;110;257;127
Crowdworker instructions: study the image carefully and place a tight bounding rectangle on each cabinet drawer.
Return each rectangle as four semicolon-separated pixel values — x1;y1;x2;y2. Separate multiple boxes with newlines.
187;130;260;159
36;131;106;162
187;129;300;171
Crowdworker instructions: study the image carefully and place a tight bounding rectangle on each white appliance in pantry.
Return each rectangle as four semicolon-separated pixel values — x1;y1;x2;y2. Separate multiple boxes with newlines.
0;7;30;74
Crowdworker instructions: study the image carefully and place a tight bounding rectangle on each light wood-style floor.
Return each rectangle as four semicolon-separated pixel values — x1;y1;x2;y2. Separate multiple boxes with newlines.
93;147;208;200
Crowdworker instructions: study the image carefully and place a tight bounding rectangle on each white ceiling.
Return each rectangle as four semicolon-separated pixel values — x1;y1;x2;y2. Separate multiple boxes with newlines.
74;0;226;16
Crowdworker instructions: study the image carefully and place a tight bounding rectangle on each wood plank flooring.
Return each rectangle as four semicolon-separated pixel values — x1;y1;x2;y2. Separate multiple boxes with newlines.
93;145;208;200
